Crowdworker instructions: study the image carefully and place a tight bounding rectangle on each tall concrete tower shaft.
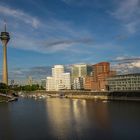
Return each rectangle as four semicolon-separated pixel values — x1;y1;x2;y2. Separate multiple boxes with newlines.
0;23;10;85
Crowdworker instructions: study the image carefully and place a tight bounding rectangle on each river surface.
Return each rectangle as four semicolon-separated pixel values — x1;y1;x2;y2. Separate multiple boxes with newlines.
0;98;140;140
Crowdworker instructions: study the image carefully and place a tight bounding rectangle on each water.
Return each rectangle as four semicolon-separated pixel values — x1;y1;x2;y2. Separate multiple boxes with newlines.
0;98;140;140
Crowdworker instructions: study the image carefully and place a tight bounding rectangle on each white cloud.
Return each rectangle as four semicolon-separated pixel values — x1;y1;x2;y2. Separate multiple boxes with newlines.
10;32;93;54
0;3;95;54
112;56;140;74
0;4;93;54
115;56;127;60
0;5;41;28
111;0;140;34
132;61;140;67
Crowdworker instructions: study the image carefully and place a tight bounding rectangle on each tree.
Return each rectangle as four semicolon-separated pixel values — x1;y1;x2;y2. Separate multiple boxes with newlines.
0;83;9;94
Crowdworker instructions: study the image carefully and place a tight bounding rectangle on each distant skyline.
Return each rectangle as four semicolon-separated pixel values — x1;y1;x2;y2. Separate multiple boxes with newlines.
0;0;140;81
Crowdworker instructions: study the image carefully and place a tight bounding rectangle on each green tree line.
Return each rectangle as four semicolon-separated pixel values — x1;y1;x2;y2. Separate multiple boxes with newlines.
0;83;45;94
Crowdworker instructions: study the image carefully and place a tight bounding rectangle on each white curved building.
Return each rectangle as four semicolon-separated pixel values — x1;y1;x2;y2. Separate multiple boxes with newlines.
46;65;71;91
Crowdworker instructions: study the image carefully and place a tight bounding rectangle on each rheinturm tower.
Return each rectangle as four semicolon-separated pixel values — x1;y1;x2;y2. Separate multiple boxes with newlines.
0;22;10;85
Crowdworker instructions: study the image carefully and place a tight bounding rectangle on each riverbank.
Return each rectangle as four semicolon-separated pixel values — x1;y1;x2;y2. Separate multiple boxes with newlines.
0;95;9;103
0;94;18;103
64;94;140;102
19;90;140;102
46;93;140;102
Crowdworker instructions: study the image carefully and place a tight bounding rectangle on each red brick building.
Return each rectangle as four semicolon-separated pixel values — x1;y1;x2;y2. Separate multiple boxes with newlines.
84;62;116;91
84;76;94;90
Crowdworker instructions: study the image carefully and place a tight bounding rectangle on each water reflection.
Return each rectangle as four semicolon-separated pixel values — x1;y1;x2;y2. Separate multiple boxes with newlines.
46;98;112;139
3;99;50;140
0;103;14;140
86;101;112;139
46;98;73;139
0;98;140;140
72;99;87;119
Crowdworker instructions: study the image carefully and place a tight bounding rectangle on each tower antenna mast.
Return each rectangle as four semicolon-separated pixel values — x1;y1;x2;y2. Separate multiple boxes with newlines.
4;19;7;32
0;19;10;85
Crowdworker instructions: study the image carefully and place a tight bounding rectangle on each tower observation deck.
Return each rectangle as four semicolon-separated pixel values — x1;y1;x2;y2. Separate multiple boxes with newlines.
0;22;10;85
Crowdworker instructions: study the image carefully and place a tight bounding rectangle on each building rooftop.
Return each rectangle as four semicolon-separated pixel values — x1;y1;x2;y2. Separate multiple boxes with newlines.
108;73;140;79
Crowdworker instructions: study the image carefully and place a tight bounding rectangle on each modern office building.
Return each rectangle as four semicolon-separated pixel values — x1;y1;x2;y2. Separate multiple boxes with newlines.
73;77;84;90
41;79;46;88
46;65;71;91
107;73;140;91
85;62;116;91
92;62;110;81
84;76;94;90
94;71;116;91
52;65;64;91
62;73;71;90
46;77;55;91
71;64;92;89
52;65;64;78
71;64;92;79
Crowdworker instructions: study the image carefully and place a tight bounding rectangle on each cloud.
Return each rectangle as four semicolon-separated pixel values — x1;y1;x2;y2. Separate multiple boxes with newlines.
43;38;94;47
131;61;140;68
40;38;94;52
0;5;41;28
0;4;93;54
114;56;140;62
111;56;140;74
0;3;95;54
6;15;93;54
10;32;93;54
111;0;140;34
9;66;52;81
27;66;52;77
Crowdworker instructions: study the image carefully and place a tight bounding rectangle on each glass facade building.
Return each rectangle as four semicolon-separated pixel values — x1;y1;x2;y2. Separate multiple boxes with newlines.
71;64;92;79
107;74;140;91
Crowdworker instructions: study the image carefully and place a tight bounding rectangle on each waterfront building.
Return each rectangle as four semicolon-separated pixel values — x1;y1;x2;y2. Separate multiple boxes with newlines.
93;62;110;81
52;65;64;91
10;80;15;86
41;79;46;88
52;65;64;78
46;77;55;91
84;76;94;90
93;71;116;91
46;65;71;91
62;73;71;90
71;64;92;89
71;64;92;79
84;62;116;91
27;76;33;86
73;77;84;90
107;73;140;91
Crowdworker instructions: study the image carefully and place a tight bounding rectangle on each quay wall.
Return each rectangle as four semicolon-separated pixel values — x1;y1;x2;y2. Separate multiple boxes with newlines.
47;90;140;101
26;90;140;101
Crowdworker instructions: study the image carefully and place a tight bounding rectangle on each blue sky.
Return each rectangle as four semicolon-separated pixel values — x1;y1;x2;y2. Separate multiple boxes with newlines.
0;0;140;82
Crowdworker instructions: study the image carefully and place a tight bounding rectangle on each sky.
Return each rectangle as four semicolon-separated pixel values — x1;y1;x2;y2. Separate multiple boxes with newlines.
0;0;140;82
